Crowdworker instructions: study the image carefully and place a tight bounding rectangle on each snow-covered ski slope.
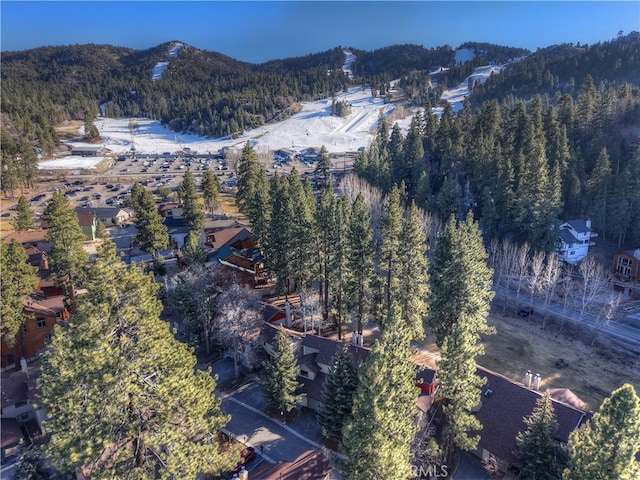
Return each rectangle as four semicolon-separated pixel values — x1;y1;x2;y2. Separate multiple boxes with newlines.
40;48;510;169
152;42;184;81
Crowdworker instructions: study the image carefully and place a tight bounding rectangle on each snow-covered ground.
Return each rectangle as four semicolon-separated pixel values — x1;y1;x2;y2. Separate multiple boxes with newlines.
436;64;504;113
39;48;505;170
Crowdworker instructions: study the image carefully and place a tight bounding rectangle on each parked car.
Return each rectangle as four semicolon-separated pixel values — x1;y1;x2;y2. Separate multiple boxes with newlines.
231;447;257;475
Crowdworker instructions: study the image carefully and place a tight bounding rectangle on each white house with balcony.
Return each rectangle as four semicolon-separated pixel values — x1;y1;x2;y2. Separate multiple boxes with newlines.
555;219;598;265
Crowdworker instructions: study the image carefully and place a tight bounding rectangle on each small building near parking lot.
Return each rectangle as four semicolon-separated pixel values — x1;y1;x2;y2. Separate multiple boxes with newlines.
69;145;111;157
75;206;133;227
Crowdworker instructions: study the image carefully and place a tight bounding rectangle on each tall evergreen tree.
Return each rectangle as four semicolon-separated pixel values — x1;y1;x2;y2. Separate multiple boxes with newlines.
314;145;333;187
564;384;640;480
131;186;169;254
317;342;357;443
589;148;612;241
380;185;403;317
316;184;338;324
331;196;352;339
346;193;376;334
395;201;430;339
236;141;262;214
200;167;220;217
263;327;300;415
178;168;204;231
37;242;232;479
431;214;495;455
437;320;485;455
265;175;294;295
0;239;39;347
341;305;418;479
288;169;317;290
14;195;34;231
516;391;567;480
44;192;88;311
428;214;495;346
182;229;206;267
83;110;100;142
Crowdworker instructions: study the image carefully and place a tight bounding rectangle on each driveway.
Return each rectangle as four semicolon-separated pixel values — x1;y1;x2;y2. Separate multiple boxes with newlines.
219;382;324;464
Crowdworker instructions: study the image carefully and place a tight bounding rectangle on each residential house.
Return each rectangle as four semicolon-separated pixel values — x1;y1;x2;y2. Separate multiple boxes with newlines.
471;366;590;474
612;248;640;297
76;211;98;241
296;333;370;410
555;219;597;265
249;449;334;480
0;295;68;368
41;211;98;241
158;203;184;220
274;148;296;164
164;216;203;249
74;206;133;226
1;365;45;462
261;324;438;413
204;226;268;286
205;226;253;252
3;229;51;253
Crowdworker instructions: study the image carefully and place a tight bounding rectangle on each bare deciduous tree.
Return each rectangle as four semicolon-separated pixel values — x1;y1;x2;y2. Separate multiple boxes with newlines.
169;264;220;354
578;255;611;322
339;173;386;242
298;286;323;334
591;290;622;346
540;253;561;329
213;282;263;377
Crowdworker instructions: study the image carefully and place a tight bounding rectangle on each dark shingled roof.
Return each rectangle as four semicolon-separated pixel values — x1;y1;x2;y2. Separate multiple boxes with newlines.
559;228;579;245
298;371;327;403
298;353;321;375
249;449;332;480
474;366;589;466
565;219;591;233
301;334;370;367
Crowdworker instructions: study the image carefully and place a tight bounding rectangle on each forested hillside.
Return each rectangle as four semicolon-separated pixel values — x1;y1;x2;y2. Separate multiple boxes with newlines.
0;42;349;150
354;76;640;250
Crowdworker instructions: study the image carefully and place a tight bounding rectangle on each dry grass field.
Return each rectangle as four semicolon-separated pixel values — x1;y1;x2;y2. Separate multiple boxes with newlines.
478;310;640;410
413;307;640;411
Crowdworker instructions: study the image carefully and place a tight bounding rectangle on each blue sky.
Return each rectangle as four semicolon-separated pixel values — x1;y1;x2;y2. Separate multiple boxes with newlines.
2;1;638;63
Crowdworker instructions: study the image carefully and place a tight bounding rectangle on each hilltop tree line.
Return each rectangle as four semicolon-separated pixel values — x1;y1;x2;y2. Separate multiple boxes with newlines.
0;43;349;150
355;73;640;250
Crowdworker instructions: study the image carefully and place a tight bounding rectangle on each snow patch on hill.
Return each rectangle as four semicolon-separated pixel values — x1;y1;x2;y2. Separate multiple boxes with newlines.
152;42;184;81
343;50;356;79
434;63;504;115
455;47;475;65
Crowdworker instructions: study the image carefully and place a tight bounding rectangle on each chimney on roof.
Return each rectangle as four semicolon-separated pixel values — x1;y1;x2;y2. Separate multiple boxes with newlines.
525;370;533;388
285;301;291;328
586;218;592;229
21;358;29;378
534;373;541;391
